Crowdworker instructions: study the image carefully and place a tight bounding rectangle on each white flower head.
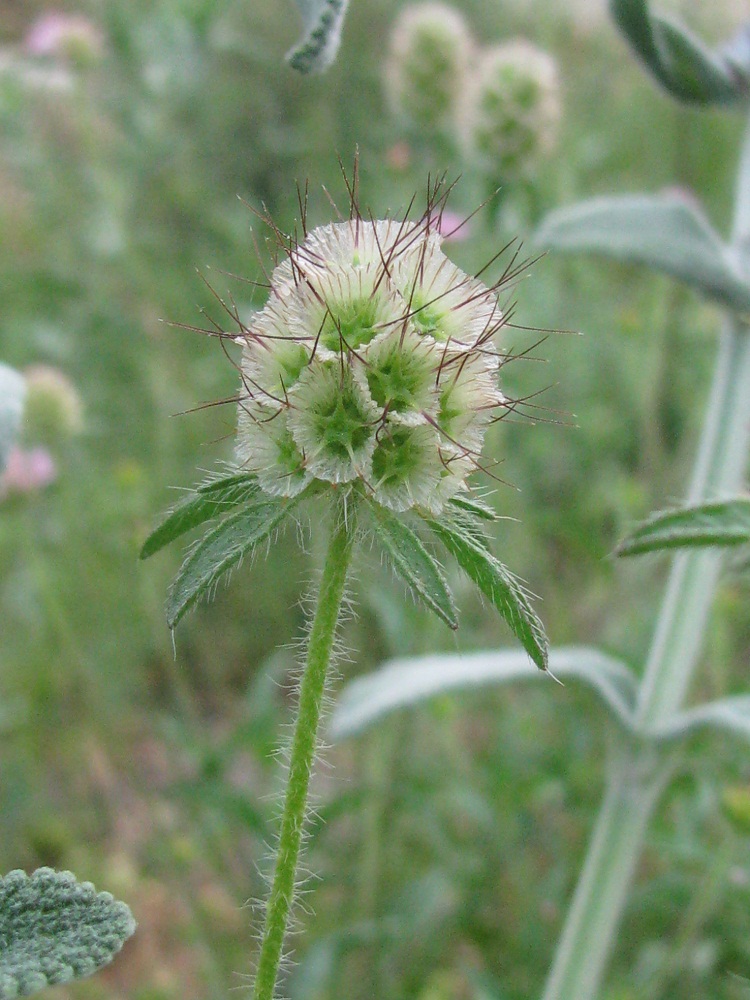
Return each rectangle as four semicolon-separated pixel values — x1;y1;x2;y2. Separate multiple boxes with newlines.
234;182;514;513
385;2;473;134
462;40;561;179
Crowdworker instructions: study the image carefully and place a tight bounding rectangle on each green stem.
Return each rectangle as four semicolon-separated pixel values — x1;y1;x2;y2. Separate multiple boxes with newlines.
252;498;357;1000
542;113;750;1000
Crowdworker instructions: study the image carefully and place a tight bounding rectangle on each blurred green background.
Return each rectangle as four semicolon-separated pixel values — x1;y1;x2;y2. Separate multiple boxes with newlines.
1;1;750;998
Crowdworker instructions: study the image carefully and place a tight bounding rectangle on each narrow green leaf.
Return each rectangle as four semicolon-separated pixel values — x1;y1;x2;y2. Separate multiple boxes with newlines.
167;496;294;628
140;471;260;559
288;0;349;74
0;868;135;999
617;498;750;556
534;194;750;313
330;646;638;739
368;503;458;630
609;0;741;105
425;515;548;671
0;364;26;476
447;494;500;521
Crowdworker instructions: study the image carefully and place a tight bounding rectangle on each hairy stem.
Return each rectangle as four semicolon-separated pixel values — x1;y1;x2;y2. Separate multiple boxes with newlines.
252;498;356;1000
542;113;750;1000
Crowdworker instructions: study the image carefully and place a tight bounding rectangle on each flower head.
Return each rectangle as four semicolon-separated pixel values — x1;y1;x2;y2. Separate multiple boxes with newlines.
462;40;561;179
385;3;473;134
235;194;508;514
25;13;105;68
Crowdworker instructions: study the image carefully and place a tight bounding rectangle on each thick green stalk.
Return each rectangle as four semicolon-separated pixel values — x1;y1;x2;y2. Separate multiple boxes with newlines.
252;499;356;1000
542;117;750;1000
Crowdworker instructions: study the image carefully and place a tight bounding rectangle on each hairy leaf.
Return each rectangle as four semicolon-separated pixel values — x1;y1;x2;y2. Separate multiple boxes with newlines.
330;646;638;738
0;364;26;477
140;471;260;559
617;498;750;556
288;0;349;74
654;695;750;746
368;503;458;630
167;496;295;628
0;868;135;999
425;514;548;671
535;194;750;313
609;0;743;105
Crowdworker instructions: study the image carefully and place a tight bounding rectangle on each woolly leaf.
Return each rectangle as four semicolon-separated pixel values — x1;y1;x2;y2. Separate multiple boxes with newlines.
609;0;743;105
654;695;750;746
330;646;637;738
425;514;548;671
0;868;135;999
0;365;26;477
287;0;349;74
167;496;296;628
617;498;750;556
535;194;750;313
140;471;260;559
368;503;458;630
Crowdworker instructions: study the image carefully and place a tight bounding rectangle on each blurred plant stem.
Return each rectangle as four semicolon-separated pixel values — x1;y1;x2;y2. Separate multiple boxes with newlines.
252;497;356;1000
542;114;750;1000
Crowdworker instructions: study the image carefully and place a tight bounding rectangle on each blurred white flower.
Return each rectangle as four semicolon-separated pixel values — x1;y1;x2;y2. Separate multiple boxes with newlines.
462;40;561;179
385;3;473;134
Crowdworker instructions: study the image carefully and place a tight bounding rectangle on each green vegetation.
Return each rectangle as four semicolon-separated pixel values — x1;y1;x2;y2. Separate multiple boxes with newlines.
1;2;749;999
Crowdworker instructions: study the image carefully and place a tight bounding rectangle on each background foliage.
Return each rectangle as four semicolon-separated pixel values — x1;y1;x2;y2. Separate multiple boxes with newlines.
1;1;749;998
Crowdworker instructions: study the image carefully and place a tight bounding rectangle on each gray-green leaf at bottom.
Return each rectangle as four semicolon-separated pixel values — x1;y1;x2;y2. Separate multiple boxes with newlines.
616;498;750;556
329;646;638;739
425;515;548;671
368;503;458;630
534;194;750;313
167;495;296;628
0;868;135;999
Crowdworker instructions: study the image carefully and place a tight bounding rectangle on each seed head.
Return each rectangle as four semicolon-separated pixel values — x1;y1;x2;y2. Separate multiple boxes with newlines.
462;40;561;179
236;201;509;515
385;2;473;134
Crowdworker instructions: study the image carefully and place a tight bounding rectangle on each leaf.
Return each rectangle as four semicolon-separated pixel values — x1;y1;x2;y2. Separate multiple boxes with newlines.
535;194;750;313
0;364;26;477
140;471;260;559
609;0;743;105
0;868;135;999
653;695;750;746
368;503;458;630
617;498;750;556
167;496;295;628
424;514;548;671
329;645;638;739
447;494;499;521
287;0;349;74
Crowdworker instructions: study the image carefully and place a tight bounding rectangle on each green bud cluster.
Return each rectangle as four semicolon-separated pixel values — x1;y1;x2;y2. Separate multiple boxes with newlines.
461;41;561;179
236;213;506;513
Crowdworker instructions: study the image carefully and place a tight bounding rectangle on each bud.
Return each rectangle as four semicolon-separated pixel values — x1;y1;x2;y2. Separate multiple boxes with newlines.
236;212;506;514
385;3;473;134
23;365;83;445
461;40;561;179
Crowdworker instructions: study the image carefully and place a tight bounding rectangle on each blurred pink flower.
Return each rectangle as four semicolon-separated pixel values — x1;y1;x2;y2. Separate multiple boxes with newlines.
25;12;104;64
432;209;472;243
0;446;57;498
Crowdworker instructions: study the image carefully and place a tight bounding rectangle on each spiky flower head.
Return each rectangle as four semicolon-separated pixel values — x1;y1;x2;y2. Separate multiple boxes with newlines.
236;198;507;515
23;365;83;445
462;40;560;179
385;2;473;134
